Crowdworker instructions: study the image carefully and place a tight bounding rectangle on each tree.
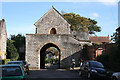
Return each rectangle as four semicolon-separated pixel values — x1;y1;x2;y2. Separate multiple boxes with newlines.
10;34;25;60
62;13;101;35
10;34;25;49
6;40;19;61
111;32;118;42
97;29;120;71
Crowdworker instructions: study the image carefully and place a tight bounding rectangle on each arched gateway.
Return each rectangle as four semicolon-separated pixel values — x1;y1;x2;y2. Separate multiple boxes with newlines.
26;6;90;69
40;43;60;69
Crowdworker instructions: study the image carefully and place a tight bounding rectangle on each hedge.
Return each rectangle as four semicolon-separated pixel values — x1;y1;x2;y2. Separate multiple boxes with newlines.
0;59;11;65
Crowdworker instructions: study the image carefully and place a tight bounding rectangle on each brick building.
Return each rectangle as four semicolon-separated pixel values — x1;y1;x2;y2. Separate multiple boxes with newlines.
87;36;113;60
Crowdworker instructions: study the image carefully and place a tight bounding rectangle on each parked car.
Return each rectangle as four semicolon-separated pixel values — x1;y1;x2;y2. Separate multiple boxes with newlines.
79;61;109;80
7;61;30;75
7;61;25;68
111;72;120;80
0;64;26;80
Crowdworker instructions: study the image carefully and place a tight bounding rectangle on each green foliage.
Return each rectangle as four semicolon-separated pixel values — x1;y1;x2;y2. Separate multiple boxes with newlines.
97;54;110;69
97;46;120;71
10;34;25;49
45;58;53;64
45;57;59;64
98;29;120;71
111;32;118;42
111;31;120;48
62;13;101;34
6;40;19;61
0;59;11;64
9;34;25;60
109;47;120;71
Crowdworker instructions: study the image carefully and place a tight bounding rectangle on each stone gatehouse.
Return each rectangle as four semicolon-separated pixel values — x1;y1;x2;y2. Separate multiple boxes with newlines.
26;6;91;69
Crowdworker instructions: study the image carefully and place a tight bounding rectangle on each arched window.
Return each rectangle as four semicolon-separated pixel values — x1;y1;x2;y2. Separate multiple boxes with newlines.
50;28;56;34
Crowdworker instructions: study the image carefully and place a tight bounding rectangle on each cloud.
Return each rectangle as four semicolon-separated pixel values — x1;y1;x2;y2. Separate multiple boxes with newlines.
90;13;100;19
97;0;119;6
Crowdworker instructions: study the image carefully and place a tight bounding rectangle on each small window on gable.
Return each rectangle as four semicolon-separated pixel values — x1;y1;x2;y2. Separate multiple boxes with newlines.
50;28;56;34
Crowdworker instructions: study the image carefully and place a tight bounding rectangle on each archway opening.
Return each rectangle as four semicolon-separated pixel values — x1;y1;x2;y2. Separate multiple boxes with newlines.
40;43;60;69
50;28;56;34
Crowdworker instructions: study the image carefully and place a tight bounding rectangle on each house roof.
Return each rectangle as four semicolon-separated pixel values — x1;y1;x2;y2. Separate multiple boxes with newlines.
89;36;111;44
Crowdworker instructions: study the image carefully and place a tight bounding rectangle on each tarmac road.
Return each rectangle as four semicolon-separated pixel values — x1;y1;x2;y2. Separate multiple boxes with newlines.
26;69;88;80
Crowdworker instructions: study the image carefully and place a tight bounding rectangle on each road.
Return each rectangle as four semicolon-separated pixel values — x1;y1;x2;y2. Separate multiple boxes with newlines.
26;69;88;80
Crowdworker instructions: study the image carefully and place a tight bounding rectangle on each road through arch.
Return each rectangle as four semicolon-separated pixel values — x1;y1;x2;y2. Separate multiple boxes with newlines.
40;43;61;69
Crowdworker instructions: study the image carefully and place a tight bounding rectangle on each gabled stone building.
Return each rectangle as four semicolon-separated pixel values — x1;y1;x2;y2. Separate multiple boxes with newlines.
0;19;7;59
26;6;91;69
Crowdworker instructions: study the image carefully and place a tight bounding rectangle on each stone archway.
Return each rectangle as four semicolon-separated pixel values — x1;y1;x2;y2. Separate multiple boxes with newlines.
26;6;90;69
40;43;60;69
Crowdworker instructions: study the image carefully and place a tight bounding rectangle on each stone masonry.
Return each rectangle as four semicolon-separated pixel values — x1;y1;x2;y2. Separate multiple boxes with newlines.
26;6;91;69
0;19;7;59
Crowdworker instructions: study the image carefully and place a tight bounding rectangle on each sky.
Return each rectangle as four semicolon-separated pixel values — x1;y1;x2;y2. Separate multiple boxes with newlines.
0;0;119;38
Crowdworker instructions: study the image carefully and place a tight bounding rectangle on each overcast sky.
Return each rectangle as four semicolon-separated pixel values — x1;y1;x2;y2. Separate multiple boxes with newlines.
0;0;119;38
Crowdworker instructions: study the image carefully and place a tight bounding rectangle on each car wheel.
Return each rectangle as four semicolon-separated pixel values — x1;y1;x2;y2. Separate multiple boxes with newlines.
112;76;117;80
79;70;82;76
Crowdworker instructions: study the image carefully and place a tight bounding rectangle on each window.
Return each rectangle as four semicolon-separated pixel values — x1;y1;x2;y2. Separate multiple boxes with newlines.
2;66;22;77
50;28;56;34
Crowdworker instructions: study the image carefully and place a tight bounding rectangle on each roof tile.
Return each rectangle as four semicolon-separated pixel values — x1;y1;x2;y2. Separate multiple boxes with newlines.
89;36;111;44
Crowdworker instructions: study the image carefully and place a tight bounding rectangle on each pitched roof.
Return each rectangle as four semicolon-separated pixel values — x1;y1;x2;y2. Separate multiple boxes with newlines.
89;36;111;44
34;6;71;27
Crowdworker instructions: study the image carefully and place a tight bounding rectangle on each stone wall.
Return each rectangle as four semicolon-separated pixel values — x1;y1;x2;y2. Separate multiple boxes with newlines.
26;7;91;69
71;31;89;40
0;19;7;59
34;7;71;35
26;34;90;69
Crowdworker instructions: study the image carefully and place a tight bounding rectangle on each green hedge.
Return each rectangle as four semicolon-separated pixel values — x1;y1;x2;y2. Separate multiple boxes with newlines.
45;58;59;64
0;59;11;65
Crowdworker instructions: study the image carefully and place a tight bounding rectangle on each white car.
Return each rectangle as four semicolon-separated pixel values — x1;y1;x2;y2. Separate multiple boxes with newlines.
112;72;120;80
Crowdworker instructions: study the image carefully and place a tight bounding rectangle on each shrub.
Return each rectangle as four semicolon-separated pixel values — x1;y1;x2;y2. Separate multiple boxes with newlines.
97;46;120;71
0;59;11;64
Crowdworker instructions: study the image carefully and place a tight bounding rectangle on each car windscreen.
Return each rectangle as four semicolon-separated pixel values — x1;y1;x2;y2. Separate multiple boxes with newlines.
1;66;23;77
7;62;25;68
90;62;104;68
7;62;21;64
